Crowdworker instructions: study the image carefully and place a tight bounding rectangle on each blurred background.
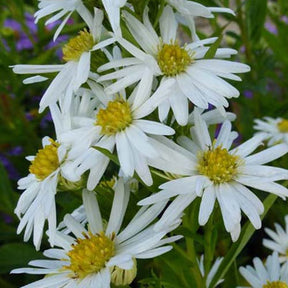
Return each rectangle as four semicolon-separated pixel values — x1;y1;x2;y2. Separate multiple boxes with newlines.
1;0;288;287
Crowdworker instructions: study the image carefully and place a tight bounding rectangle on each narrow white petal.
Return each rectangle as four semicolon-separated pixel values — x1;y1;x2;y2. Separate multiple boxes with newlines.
82;189;103;233
199;185;216;225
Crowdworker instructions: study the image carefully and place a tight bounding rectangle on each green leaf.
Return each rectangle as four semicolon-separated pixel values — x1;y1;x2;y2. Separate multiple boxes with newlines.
0;243;44;274
208;193;277;288
246;0;267;42
0;162;18;216
92;146;119;165
204;34;223;59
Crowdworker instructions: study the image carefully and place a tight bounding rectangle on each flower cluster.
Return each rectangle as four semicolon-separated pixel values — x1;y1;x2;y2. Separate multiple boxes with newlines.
10;0;288;287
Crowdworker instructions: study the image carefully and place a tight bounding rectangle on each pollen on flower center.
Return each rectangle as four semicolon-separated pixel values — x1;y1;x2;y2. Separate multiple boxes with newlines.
197;143;240;184
157;41;193;76
277;119;288;133
65;231;115;279
96;99;133;135
263;281;288;288
29;140;59;180
62;29;94;62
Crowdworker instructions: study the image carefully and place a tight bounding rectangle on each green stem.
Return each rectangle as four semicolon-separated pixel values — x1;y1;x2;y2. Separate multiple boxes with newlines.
235;0;253;64
204;212;214;282
208;193;278;288
182;208;203;287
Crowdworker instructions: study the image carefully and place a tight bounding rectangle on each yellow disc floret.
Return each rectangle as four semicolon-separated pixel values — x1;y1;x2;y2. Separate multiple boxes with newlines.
263;281;288;288
29;140;59;180
96;99;133;135
277;119;288;133
197;143;240;184
157;41;193;76
65;231;115;279
62;29;94;62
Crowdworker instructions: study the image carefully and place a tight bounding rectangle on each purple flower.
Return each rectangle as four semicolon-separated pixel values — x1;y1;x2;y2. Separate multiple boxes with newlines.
0;154;20;180
1;213;13;224
243;90;253;99
8;146;23;156
40;111;53;128
3;12;70;54
281;16;288;24
4;13;37;51
265;21;278;35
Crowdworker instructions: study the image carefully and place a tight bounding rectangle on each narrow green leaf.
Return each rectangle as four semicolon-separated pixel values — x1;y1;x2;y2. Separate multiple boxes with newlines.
0;243;44;273
0;163;18;216
245;0;267;42
204;34;223;59
208;193;277;288
92;146;119;165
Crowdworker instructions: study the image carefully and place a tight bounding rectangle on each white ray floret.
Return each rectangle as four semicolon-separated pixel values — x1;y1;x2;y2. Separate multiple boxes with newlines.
35;0;93;41
139;110;288;242
98;6;250;125
238;252;288;288
198;255;224;287
12;178;182;288
166;0;235;40
102;0;128;36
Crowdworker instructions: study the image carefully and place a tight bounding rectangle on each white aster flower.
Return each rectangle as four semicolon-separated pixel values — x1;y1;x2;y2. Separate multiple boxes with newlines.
12;8;114;113
238;252;288;288
254;116;288;146
139;110;288;241
59;80;194;189
12;178;182;288
198;255;224;287
98;6;250;125
263;215;288;263
15;136;75;250
35;0;93;41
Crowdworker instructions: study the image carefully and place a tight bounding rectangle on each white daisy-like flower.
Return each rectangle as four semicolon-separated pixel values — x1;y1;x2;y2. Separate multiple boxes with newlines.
238;252;288;288
12;178;182;288
12;8;115;113
263;215;288;263
15;136;75;250
35;0;93;41
198;255;224;287
139;110;288;241
59;79;194;189
98;6;250;125
254;117;288;146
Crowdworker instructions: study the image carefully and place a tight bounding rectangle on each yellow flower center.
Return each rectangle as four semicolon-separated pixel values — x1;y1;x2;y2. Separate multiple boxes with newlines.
96;99;133;135
197;143;240;184
277;119;288;133
29;140;59;180
62;30;94;62
263;281;288;288
157;41;193;76
65;231;115;279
